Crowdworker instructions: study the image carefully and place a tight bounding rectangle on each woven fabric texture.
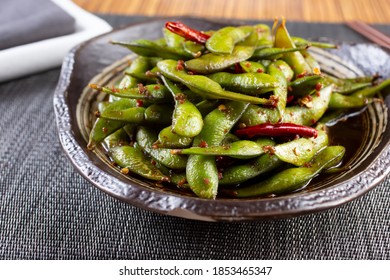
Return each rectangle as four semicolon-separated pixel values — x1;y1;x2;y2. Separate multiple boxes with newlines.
0;15;389;260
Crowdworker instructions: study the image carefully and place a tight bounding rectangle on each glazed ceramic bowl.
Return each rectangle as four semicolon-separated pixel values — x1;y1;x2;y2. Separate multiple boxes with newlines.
54;18;390;221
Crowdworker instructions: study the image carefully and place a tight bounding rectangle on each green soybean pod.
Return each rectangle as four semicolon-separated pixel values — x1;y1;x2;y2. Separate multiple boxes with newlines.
283;85;333;125
267;60;289;120
123;56;156;82
185;46;255;74
154;126;193;148
239;61;266;73
87;118;125;150
112;40;191;60
100;105;145;123
251;46;308;60
329;79;390;109
206;26;254;54
273;137;315;166
219;153;282;185
273;20;312;77
102;128;130;150
231;146;345;197
157;59;272;105
174;140;266;159
207;72;279;95
144;104;174;126
110;145;169;182
160;75;203;138
136;126;188;170
186;101;250;199
288;75;322;97
238;104;280;126
90;84;172;103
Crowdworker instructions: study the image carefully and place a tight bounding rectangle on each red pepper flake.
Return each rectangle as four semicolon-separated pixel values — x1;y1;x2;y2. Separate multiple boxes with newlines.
263;145;276;155
203;178;210;185
154;85;161;90
296;71;307;78
234;63;244;73
94;110;101;117
256;68;264;73
102;127;108;133
269;95;279;107
288;86;293;92
137;83;146;94
136;99;144;107
299;95;313;108
315;82;322;91
245;62;251;67
151;159;157;165
198;140;208;148
175;93;186;104
286;95;295;104
316;91;321;97
176;60;185;71
177;178;187;187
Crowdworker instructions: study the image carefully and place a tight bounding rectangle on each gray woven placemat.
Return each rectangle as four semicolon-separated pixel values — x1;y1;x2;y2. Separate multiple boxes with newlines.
0;15;389;260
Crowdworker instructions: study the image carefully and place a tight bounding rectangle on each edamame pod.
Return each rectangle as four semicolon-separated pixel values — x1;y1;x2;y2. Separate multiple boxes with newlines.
207;72;279;95
274;19;312;77
230;146;345;197
154;126;193;148
219;153;282;185
174;140;266;159
112;40;192;60
185;46;255;74
160;75;203;137
157;59;274;105
136;126;188;169
102;128;130;150
206;26;254;54
268;61;289;119
329;79;390;109
239;61;266;73
110;145;169;181
90;84;172;103
186;101;249;199
87;118;125;150
144;104;174;125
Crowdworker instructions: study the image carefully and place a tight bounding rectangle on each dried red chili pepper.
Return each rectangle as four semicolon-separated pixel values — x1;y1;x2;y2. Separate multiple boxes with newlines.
165;21;210;44
235;123;318;139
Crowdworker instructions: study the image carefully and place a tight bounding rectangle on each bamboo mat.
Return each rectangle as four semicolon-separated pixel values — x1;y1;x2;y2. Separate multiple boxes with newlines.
72;0;390;23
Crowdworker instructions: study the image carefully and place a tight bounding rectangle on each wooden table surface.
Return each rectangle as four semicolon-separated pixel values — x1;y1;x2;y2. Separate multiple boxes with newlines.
73;0;390;23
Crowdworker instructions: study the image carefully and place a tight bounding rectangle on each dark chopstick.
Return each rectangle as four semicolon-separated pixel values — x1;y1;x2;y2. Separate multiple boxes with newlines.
346;20;390;50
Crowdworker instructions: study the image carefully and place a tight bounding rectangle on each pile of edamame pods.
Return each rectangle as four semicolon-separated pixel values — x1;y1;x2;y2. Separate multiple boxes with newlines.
87;19;390;199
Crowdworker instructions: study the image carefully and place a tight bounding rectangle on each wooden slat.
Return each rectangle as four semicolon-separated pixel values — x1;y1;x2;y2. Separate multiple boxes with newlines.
72;0;390;23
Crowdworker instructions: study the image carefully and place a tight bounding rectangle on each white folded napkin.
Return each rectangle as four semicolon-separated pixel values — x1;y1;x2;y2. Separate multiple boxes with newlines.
0;0;112;83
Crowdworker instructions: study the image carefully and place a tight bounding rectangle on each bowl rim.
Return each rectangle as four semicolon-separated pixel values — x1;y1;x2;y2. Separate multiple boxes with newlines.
53;17;390;222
